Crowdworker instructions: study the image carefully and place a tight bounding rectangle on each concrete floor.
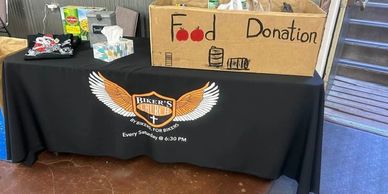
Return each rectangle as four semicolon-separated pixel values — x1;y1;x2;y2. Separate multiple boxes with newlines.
0;153;271;194
0;121;387;194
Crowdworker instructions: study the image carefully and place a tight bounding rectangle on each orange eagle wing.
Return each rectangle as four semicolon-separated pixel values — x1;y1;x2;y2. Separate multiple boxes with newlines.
173;82;219;122
89;72;135;117
175;82;209;116
98;72;133;112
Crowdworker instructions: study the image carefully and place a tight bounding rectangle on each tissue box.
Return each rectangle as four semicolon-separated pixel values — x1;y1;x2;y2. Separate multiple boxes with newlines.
93;38;134;62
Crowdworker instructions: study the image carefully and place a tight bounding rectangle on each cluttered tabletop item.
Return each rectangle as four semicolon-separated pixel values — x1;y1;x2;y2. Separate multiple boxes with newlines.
175;0;297;12
92;25;134;62
22;6;138;63
19;0;325;76
24;34;78;60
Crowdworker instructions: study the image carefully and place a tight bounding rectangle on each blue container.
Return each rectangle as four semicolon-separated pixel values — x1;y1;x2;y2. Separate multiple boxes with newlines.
0;109;6;160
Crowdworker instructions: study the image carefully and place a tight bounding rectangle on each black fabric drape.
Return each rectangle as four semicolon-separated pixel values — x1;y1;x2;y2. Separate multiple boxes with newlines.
3;38;324;194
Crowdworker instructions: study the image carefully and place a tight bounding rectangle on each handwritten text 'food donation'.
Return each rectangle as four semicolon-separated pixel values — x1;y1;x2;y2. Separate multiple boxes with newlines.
171;14;319;44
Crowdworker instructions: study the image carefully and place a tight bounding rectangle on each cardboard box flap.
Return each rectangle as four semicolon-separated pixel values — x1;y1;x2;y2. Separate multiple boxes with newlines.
0;37;27;108
303;0;326;14
269;0;325;14
153;0;210;7
152;0;326;14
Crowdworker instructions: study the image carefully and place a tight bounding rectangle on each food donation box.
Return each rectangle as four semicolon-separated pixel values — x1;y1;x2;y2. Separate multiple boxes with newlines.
149;0;326;76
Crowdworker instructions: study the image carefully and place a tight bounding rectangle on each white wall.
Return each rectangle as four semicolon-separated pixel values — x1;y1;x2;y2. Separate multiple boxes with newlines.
316;0;341;77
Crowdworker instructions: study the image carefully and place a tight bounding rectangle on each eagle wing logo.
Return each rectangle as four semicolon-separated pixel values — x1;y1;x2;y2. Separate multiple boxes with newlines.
89;71;219;128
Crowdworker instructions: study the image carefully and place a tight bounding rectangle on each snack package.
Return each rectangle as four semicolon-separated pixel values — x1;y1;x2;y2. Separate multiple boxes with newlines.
208;0;220;9
60;6;105;41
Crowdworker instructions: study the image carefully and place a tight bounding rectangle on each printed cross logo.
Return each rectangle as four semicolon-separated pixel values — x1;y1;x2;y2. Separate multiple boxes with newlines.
89;72;220;129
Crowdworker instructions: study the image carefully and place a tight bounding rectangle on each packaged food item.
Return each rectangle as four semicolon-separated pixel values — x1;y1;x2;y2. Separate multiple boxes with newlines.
241;0;250;10
208;0;220;9
60;6;105;41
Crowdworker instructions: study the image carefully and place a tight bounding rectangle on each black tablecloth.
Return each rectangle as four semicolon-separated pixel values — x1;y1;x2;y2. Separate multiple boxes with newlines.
3;38;324;194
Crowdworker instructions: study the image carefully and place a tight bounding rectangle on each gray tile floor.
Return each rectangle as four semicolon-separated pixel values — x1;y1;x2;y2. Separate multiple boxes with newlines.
321;121;388;194
270;121;388;194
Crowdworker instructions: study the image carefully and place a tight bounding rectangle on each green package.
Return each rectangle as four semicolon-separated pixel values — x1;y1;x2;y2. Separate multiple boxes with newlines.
208;0;219;9
60;6;105;41
62;6;80;35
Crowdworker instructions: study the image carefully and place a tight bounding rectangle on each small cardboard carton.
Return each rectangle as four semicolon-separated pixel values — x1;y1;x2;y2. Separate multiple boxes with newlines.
149;0;326;76
60;6;105;41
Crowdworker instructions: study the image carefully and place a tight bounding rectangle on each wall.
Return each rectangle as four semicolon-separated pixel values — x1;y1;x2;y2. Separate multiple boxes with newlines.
6;0;322;38
0;0;6;26
6;0;153;38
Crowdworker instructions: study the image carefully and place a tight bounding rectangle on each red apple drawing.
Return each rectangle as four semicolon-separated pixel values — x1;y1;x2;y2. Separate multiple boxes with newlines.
191;27;204;42
176;28;189;41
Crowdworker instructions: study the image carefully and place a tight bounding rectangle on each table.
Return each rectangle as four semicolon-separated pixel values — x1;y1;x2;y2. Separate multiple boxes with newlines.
3;38;324;194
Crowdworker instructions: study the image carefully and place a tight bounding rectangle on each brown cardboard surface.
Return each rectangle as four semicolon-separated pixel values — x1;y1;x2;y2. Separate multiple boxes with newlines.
0;37;27;108
150;0;326;76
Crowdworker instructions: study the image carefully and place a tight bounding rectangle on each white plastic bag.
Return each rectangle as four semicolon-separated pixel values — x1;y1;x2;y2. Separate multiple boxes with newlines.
217;0;271;12
217;0;243;10
251;0;271;12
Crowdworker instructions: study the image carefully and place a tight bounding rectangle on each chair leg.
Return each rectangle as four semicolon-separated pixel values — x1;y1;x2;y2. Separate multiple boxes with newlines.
0;17;11;37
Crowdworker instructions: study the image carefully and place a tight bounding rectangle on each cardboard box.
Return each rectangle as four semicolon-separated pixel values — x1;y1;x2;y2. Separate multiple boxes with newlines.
93;38;134;62
0;37;27;108
60;6;105;41
149;0;326;76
